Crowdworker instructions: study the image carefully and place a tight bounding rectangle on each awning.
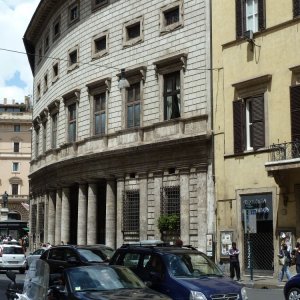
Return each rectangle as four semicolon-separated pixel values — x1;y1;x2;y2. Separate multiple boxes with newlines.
22;227;29;231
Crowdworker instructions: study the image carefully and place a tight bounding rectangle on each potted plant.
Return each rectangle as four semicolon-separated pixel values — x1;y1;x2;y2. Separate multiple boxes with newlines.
158;214;180;232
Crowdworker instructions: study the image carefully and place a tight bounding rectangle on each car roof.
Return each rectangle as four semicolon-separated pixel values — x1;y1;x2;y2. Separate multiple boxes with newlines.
47;244;113;250
117;245;202;255
2;244;22;248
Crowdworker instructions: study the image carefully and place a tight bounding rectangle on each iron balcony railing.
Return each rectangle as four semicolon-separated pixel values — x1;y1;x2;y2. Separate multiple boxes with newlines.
269;141;300;162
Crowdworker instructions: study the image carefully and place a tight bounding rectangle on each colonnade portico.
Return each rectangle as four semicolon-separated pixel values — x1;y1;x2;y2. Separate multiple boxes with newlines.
31;179;117;249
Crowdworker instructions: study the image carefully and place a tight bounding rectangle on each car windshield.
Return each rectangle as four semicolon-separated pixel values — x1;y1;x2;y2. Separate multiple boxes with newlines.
77;249;104;262
3;247;24;254
165;252;223;278
99;247;115;260
67;266;145;292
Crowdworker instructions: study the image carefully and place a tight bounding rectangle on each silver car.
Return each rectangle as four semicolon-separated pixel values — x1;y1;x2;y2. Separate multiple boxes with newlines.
26;247;48;269
0;245;26;274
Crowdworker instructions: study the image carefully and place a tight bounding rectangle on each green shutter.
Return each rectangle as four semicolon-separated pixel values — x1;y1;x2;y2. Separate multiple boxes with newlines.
233;99;245;154
251;95;265;150
290;85;300;142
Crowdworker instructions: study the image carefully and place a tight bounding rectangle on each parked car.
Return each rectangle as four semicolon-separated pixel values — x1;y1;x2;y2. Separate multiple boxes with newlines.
110;241;248;300
25;247;48;269
48;264;171;300
284;273;300;299
40;244;114;275
0;244;26;274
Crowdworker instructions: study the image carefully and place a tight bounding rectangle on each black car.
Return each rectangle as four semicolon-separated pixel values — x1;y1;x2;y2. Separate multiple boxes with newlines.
110;241;247;300
284;273;300;299
48;264;171;300
40;244;114;275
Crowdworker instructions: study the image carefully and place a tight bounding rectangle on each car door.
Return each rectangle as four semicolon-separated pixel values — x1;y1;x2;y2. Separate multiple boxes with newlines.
47;248;67;273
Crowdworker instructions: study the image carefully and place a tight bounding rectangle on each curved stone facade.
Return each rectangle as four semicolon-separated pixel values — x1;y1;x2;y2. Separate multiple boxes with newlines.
25;0;214;251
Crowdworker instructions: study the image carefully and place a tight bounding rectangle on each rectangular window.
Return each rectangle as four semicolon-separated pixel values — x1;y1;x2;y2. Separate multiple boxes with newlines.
68;47;79;71
123;17;143;47
52;113;58;149
92;0;108;11
94;93;106;135
37;83;41;100
43;123;47;153
69;2;80;24
236;0;265;39
127;23;140;40
122;190;140;233
12;184;18;195
92;32;108;59
14;142;19;153
44;31;50;53
68;103;77;142
14;124;20;132
38;46;42;63
233;94;265;153
163;71;181;120
35;128;40;157
69;50;77;65
52;62;59;81
164;6;179;25
294;0;300;18
126;82;140;128
12;162;19;172
95;36;106;52
44;73;48;93
53;16;61;41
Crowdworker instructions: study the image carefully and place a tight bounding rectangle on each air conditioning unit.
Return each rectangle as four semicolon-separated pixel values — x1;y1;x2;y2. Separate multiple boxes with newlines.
244;30;254;41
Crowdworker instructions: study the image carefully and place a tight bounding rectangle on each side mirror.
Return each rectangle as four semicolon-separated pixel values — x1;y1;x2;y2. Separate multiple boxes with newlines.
6;270;16;283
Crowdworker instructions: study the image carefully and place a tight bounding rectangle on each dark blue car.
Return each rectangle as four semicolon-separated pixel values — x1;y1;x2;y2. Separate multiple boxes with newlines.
110;244;248;300
284;273;300;299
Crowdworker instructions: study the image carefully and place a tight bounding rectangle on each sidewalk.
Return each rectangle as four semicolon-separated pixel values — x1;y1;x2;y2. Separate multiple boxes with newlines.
240;275;286;289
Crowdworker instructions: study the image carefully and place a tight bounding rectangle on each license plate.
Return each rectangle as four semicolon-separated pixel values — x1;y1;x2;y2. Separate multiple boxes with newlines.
8;261;17;264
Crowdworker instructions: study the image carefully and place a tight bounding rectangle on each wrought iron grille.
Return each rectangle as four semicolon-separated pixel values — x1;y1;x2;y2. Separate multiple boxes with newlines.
31;204;37;234
243;232;274;273
122;190;140;234
269;141;300;161
160;186;180;215
38;203;45;234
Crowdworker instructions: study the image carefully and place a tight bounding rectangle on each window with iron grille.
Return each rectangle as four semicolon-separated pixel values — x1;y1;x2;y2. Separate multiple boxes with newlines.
122;190;140;233
160;186;180;216
31;204;37;234
38;203;45;234
14;142;19;153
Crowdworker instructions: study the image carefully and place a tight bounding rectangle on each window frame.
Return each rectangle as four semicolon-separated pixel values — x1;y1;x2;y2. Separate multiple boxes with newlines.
68;103;77;143
126;82;141;128
52;61;59;83
13;142;20;153
35;127;40;158
11;183;19;196
51;112;58;149
67;46;79;72
43;72;49;93
68;1;80;26
14;124;20;132
44;29;50;54
235;0;265;39
87;78;111;136
122;189;140;234
36;82;41;101
52;15;61;42
12;162;20;173
123;17;144;48
91;31;109;60
91;0;108;12
160;0;184;35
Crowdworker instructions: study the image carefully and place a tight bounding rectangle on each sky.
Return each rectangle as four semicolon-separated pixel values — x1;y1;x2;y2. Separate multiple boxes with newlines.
0;0;39;104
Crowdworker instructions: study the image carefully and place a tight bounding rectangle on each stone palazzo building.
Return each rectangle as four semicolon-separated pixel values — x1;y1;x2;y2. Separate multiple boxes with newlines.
24;0;214;251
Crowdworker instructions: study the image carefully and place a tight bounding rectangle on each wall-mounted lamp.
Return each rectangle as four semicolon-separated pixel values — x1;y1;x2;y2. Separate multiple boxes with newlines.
118;68;130;89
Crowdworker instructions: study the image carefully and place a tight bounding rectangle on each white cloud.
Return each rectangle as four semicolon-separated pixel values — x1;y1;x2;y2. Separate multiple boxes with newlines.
0;0;39;104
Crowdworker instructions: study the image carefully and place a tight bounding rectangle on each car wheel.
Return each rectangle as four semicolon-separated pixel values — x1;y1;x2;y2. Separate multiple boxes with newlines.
288;288;300;300
19;268;25;274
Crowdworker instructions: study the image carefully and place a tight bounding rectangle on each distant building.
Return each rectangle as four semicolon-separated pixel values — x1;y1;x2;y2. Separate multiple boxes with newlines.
0;97;31;237
24;0;214;251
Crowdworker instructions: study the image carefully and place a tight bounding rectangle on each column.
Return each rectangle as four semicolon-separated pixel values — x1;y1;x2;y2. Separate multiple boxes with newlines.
87;183;97;245
36;197;40;248
116;178;124;248
139;173;148;241
77;184;87;245
180;169;190;245
197;170;207;252
55;189;62;245
47;191;56;245
43;194;48;244
154;172;163;239
106;179;116;249
61;187;70;244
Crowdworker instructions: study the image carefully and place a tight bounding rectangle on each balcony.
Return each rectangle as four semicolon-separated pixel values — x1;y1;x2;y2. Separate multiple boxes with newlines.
265;141;300;175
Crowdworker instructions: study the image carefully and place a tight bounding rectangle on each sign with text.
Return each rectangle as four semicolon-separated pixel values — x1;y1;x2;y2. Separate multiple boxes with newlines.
244;209;257;234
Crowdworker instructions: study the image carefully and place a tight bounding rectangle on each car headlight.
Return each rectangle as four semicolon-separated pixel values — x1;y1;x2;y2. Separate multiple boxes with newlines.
189;291;207;300
241;287;248;300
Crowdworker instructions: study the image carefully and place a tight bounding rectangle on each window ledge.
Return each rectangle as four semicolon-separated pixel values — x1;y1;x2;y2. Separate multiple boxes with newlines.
67;63;79;72
224;147;270;159
160;23;183;35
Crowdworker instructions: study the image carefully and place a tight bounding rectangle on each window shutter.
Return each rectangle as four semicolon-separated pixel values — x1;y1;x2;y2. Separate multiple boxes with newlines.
233;99;245;154
258;0;266;31
290;85;300;142
251;95;265;150
293;0;300;18
236;0;243;38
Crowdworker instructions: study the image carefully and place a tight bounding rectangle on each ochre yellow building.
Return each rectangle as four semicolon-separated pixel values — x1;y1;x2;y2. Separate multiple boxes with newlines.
212;0;300;276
